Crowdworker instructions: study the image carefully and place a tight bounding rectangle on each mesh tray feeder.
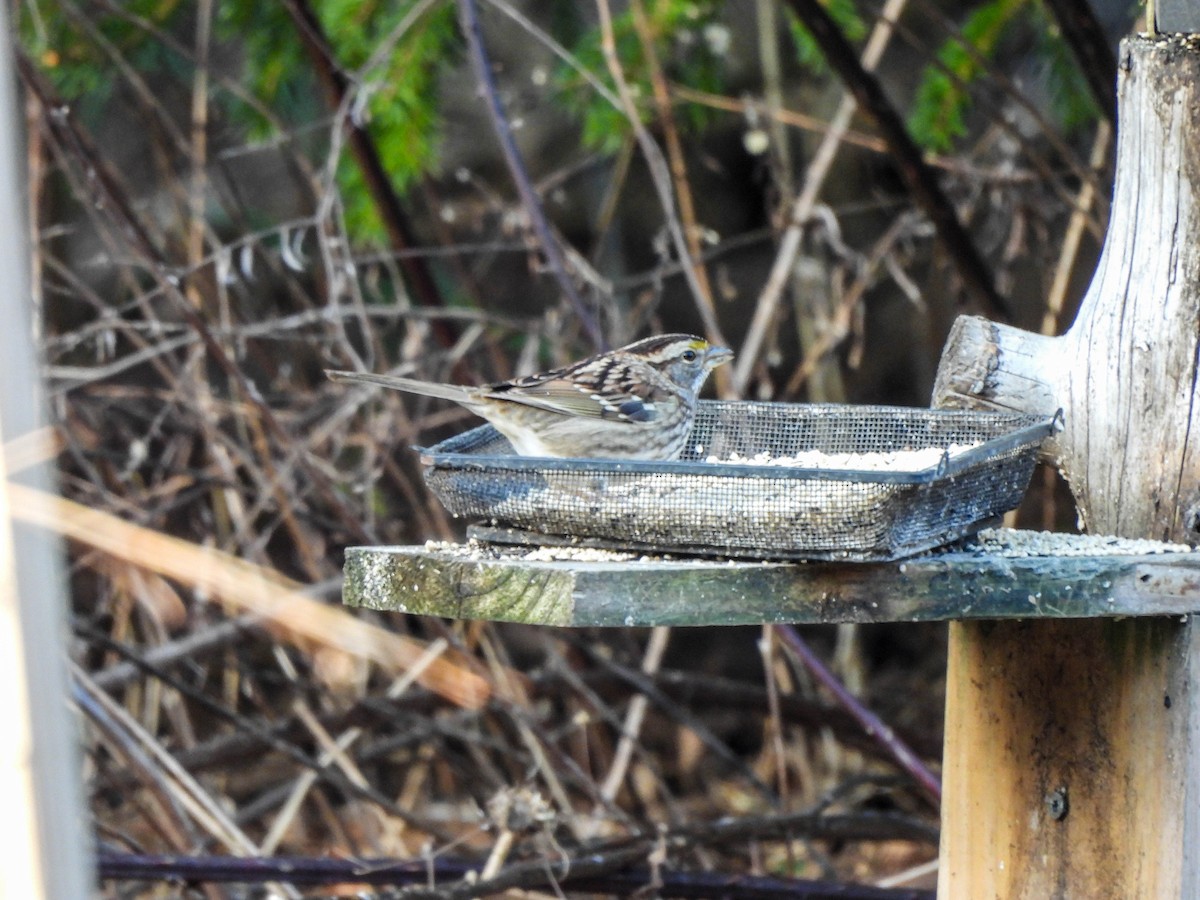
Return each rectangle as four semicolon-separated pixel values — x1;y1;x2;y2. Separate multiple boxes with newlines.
420;401;1060;561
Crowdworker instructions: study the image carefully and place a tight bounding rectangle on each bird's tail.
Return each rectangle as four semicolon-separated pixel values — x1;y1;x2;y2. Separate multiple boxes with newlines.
326;370;474;405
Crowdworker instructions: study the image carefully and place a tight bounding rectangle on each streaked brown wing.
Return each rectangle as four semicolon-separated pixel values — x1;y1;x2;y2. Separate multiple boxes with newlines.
482;375;670;422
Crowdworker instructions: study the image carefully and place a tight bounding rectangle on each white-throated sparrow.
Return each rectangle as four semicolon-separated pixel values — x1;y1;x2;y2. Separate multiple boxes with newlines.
328;334;732;460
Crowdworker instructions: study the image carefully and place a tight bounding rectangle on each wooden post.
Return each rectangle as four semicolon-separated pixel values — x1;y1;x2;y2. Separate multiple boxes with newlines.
933;34;1200;898
941;619;1200;898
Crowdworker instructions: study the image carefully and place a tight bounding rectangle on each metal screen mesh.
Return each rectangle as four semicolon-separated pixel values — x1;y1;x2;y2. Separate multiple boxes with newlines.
420;402;1057;560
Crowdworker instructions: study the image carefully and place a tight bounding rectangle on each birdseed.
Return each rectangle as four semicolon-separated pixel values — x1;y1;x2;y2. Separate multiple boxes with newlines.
704;443;979;471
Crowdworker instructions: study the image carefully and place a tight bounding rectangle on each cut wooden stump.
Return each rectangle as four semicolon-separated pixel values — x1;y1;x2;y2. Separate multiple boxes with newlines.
934;36;1200;542
931;33;1200;900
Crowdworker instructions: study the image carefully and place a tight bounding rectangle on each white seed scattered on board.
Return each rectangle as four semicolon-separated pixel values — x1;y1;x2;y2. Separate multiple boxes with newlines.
969;529;1195;558
522;546;637;563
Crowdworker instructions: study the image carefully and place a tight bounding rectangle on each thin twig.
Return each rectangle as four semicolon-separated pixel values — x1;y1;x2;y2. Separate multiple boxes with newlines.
733;0;908;395
758;0;795;204
18;52;381;545
594;0;731;368
96;830;938;898
91;614;259;691
774;624;942;804
781;0;1011;322
628;0;717;319
13;482;490;708
78;622;459;838
75;666;267;857
1041;120;1112;337
456;0;606;349
281;0;452;333
599;625;670;802
1034;0;1118;124
759;627;793;817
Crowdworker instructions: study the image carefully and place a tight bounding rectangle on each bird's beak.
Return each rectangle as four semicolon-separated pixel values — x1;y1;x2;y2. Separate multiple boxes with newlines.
707;345;734;368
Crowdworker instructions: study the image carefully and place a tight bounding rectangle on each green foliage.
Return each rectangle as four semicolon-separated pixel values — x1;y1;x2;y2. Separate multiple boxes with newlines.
218;1;458;241
784;0;867;76
554;0;730;156
908;0;1029;152
22;0;1102;243
906;0;1099;152
20;1;456;243
1031;5;1100;133
19;0;188;120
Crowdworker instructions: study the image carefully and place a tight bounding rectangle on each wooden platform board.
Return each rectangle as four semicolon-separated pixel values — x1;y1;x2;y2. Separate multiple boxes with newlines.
343;530;1200;627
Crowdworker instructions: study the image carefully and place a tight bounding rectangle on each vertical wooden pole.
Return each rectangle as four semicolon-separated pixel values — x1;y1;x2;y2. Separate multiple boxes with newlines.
940;619;1200;898
0;4;92;895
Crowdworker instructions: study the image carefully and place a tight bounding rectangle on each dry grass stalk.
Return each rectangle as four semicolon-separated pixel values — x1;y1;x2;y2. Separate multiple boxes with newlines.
10;482;490;709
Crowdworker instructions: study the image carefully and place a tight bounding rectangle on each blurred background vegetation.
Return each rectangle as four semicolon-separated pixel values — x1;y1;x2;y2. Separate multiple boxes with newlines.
22;0;1128;894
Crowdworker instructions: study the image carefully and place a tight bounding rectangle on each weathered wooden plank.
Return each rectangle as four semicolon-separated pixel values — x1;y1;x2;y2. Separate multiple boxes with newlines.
344;539;1200;627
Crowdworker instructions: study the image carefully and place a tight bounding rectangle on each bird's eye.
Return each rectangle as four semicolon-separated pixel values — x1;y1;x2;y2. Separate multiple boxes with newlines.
682;349;697;362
